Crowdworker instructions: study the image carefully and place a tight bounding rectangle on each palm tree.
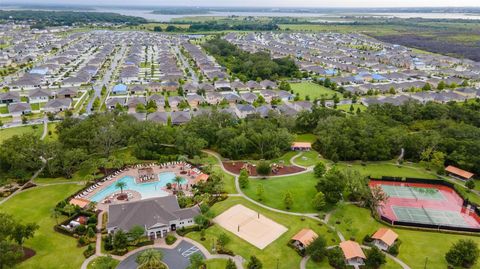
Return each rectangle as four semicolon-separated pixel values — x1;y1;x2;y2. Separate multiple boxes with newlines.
136;249;164;269
115;181;127;194
50;208;61;225
173;176;183;190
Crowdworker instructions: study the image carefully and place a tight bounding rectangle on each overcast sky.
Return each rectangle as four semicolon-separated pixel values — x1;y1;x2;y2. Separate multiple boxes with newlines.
8;0;480;8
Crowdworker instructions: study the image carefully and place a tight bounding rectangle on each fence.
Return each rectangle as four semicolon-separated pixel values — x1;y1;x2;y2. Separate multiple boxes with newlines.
374;177;480;233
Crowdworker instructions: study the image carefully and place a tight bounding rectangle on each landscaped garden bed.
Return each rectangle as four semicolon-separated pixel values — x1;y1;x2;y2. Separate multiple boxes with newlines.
222;161;305;176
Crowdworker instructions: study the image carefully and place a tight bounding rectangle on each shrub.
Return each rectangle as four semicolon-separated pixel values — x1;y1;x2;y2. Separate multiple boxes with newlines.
83;244;95;258
445;239;479;268
78;236;88;247
165;234;177;245
363;234;373;244
327;247;346;269
75;224;87;235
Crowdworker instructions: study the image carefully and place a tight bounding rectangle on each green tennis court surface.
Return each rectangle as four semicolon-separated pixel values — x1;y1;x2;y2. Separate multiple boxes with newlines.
392;206;469;227
381;185;444;200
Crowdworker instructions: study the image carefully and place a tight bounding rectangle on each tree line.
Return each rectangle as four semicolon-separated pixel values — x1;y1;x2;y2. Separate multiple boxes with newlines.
202;38;299;81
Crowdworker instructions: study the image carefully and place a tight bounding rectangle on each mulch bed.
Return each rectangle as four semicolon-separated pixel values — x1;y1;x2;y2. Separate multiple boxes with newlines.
222;161;305;176
21;247;36;262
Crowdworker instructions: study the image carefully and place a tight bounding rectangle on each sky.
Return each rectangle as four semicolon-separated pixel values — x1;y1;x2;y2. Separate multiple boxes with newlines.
7;0;480;8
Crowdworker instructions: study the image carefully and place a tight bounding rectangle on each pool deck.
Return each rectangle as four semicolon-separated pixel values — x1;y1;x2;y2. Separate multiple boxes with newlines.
74;162;207;209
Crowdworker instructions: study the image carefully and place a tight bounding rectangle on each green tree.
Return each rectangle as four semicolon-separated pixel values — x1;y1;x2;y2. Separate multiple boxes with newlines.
316;168;346;205
256;161;271;177
217;233;230;248
313;162;326;178
136;249;164;269
256;184;265;201
445;239;479;268
225;258;237;269
247;256;263;269
312;191;326;210
11;222;39;251
365;246;386;269
306;236;327;262
238;169;249;189
187;253;205;269
327;247;346;269
112;230;128;251
283;191;294;210
128;225;145;245
115;181;127;194
466;180;475;190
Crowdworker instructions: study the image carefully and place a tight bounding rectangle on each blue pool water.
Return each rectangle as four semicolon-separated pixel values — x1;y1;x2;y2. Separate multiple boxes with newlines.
90;172;186;202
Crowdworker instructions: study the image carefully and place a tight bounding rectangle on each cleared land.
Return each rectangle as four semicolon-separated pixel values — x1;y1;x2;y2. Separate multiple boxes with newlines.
335;161;437;179
290;82;338;100
0;184;86;269
213;204;288;249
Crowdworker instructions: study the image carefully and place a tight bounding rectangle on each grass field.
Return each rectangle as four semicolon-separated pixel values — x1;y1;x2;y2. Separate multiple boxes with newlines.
272;151;298;166
0;184;86;269
336;103;367;113
335;161;437;179
205;258;229;268
329;203;480;269
0;124;43;144
186;196;338;269
243;172;319;213
292;150;321;167
294;133;317;143
290;82;339;100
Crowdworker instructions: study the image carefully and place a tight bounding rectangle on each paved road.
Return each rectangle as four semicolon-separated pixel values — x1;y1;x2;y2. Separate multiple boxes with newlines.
117;241;204;269
174;45;198;85
86;45;126;114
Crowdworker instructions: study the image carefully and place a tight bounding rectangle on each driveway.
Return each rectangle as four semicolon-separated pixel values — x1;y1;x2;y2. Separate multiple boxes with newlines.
117;241;204;269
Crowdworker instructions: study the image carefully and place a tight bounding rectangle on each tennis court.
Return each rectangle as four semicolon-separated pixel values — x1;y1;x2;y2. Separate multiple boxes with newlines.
381;184;444;201
393;206;470;227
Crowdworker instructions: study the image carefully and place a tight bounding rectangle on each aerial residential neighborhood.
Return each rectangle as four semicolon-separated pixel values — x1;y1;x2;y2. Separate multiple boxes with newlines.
1;2;480;269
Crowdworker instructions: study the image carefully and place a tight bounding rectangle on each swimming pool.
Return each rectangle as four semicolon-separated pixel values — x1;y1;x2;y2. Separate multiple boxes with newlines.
90;172;186;202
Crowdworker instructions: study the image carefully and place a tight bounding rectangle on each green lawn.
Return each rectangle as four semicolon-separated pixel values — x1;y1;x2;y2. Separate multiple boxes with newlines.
329;204;480;269
0;106;8;114
335;161;437;179
294;133;317;143
43;123;58;142
272;151;298;166
205;258;228;268
336;103;367;113
0;184;86;269
87;256;120;269
292;150;321;167
186;197;338;269
0;124;43;144
242;172;319;213
290;82;339;100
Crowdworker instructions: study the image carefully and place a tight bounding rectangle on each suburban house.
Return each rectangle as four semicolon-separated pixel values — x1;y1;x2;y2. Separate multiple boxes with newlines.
240;92;258;104
107;196;200;239
44;98;72;113
106;97;126;110
147;111;169;125
171;111;191;125
28;88;51;103
57;88;78;99
445;165;474;181
0;92;21;104
291;142;312;151
186;93;205;108
339;240;366;266
371;228;398;251
291;228;318;251
8;102;32;116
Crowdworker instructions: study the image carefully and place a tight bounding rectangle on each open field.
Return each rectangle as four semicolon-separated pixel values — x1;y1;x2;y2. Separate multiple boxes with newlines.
294;133;317;143
243;172;319;213
292;150;321;167
187;196;338;269
0;184;86;269
0;124;43;144
335;161;437;179
205;259;228;268
290;82;338;100
336;103;367;113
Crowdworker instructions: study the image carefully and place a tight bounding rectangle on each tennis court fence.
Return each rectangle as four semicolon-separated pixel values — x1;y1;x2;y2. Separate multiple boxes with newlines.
375;177;480;233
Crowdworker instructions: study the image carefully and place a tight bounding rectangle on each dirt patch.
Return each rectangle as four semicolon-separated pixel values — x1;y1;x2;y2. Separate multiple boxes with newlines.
21;247;36;262
222;161;305;176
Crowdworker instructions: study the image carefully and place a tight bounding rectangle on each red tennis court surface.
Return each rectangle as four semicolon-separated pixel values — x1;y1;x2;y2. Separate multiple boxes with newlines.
370;180;480;229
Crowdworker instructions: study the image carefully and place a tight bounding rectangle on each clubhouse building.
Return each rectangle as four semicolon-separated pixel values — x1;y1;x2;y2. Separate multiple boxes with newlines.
107;196;200;239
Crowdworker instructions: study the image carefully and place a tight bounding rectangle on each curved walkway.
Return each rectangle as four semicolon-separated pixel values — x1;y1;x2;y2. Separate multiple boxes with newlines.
203;150;414;269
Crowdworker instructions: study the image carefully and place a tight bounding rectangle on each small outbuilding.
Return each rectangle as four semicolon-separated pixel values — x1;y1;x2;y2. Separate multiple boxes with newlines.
340;240;366;266
371;228;398;251
291;142;312;151
445;165;474;180
291;228;318;251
